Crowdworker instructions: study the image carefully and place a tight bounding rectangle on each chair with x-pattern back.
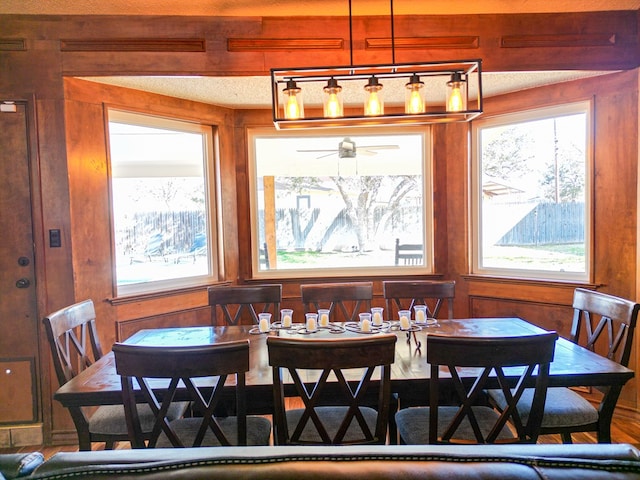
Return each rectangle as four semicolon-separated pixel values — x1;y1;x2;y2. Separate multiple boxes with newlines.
300;282;373;323
43;299;186;450
208;284;282;326
113;340;271;448
488;287;640;443
383;280;455;321
396;332;558;445
268;334;396;445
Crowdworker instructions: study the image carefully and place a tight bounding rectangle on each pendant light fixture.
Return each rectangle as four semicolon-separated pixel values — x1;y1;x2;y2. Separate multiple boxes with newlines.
364;76;384;116
323;78;344;118
271;0;482;129
405;73;425;114
282;79;304;120
446;72;467;112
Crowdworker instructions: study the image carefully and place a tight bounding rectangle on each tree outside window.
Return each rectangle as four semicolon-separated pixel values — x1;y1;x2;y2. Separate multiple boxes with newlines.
250;129;432;274
473;102;590;280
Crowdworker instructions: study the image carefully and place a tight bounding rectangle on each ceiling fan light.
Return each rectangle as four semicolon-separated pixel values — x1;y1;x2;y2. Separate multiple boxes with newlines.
282;79;304;120
405;73;425;114
364;76;384;116
338;137;356;158
323;77;344;118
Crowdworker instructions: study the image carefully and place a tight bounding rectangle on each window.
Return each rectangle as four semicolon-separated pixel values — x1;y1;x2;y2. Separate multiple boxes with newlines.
108;110;217;295
249;128;432;276
471;102;591;281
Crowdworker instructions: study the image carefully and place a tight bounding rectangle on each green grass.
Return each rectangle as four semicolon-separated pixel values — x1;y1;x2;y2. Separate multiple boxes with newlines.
270;243;586;271
527;243;585;256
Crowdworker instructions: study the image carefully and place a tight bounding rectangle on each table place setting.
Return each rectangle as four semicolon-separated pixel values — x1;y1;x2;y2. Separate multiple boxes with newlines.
250;309;346;335
250;305;437;336
412;305;439;328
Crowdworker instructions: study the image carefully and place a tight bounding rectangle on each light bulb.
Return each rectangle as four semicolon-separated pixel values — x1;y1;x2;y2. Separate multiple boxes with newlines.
446;72;467;112
286;95;300;119
447;85;463;111
325;93;341;117
405;73;425;114
282;79;304;119
323;77;343;118
364;76;384;116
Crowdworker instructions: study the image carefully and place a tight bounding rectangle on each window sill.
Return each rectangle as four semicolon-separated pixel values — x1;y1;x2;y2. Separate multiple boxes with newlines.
108;281;231;306
462;274;598;290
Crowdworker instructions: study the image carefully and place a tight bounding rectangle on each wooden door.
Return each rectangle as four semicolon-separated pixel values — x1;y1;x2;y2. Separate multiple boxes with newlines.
0;101;40;425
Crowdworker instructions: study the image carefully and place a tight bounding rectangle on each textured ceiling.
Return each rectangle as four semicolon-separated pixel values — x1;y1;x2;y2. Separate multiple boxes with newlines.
82;71;614;109
1;0;639;16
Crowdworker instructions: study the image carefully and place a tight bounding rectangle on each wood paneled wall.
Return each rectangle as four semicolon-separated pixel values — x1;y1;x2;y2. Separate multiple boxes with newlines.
0;10;638;444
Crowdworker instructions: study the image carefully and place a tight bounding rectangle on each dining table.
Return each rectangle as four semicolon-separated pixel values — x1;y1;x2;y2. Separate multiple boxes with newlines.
54;317;635;413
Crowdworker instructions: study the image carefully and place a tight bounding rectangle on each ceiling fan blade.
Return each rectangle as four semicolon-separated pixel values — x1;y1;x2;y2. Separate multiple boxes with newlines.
316;152;338;159
297;149;338;153
355;145;400;156
357;150;378;156
358;145;400;150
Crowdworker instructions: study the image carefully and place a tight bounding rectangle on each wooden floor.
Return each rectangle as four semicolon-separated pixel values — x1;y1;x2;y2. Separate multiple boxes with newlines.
3;408;640;459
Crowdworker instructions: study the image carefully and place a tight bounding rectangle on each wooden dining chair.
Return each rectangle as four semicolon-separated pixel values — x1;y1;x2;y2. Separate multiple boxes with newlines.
113;340;271;448
208;284;282;326
396;332;558;445
383;280;455;320
268;334;396;445
43;299;186;451
300;282;373;322
488;288;640;443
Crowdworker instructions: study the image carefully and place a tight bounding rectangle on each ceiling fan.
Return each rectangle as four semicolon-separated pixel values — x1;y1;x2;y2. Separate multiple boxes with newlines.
297;137;399;159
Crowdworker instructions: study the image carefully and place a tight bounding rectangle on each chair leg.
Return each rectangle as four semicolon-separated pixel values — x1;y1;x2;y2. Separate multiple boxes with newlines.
388;414;397;445
597;424;612;443
388;394;398;445
561;432;573;444
77;431;92;452
105;440;116;450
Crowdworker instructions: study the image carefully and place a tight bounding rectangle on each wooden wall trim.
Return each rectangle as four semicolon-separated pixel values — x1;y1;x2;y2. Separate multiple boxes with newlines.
227;38;343;51
0;38;26;50
4;10;637;76
501;34;617;48
60;38;206;52
366;36;479;49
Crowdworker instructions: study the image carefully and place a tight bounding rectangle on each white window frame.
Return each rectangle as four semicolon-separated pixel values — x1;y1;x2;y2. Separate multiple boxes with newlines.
107;109;219;296
248;126;434;279
471;101;593;282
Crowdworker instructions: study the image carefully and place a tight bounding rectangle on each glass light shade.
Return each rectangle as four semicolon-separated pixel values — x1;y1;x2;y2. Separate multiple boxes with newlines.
364;76;384;116
446;72;467;112
405;74;425;114
323;78;344;118
282;79;304;120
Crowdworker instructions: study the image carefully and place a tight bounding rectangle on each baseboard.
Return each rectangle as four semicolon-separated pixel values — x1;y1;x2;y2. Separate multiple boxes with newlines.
49;429;79;446
0;424;43;447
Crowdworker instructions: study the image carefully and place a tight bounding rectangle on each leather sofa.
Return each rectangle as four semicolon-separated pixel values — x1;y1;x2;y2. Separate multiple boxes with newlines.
2;444;640;479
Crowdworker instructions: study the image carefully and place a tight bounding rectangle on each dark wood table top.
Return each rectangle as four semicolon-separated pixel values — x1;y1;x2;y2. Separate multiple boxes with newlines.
54;317;634;409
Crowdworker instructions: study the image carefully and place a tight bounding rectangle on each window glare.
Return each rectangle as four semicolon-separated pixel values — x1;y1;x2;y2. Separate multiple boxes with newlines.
108;110;213;294
474;104;590;280
251;130;430;274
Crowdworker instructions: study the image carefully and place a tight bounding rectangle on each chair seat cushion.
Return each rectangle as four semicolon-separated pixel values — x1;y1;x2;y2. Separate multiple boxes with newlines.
395;406;517;444
487;387;599;428
285;406;380;444
156;416;271;447
89;402;189;436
